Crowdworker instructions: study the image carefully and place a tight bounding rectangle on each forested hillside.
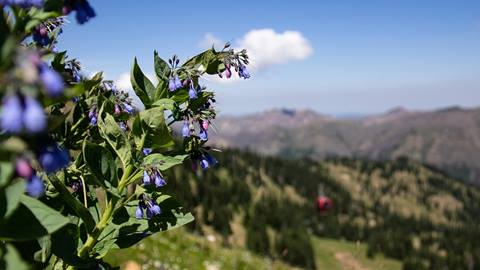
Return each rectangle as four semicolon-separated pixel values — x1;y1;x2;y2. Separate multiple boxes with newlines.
212;107;480;185
162;149;480;269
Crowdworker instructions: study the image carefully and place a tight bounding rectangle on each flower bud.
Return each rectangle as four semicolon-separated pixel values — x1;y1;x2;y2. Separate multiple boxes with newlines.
16;158;33;179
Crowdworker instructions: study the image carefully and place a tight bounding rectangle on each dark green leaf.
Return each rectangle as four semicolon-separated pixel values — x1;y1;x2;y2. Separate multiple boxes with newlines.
0;180;25;219
0;195;69;240
131;58;154;107
153;50;170;80
97;112;132;170
143;154;188;171
83;141;118;187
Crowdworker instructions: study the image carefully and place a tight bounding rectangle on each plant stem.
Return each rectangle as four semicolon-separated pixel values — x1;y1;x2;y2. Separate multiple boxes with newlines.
77;199;114;259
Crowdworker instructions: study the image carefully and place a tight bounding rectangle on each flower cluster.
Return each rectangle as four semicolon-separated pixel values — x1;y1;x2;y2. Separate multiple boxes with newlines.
143;166;166;188
1;94;46;133
135;195;161;219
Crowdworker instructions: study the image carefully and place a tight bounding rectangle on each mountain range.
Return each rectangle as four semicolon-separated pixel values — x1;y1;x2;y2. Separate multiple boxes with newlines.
210;106;480;184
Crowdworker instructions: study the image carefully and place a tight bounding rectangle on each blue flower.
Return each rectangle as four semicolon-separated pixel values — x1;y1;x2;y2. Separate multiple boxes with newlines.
88;109;97;126
205;153;218;167
188;84;197;99
38;143;70;174
142;148;152;156
135;205;144;219
200;158;209;170
1;95;23;133
174;75;182;89
123;103;135;114
238;65;250;79
118;122;127;132
149;204;161;215
39;65;65;96
199;128;208;141
26;175;44;198
154;173;166;187
182;121;190;138
73;0;96;24
23;97;46;133
168;78;176;92
143;170;150;185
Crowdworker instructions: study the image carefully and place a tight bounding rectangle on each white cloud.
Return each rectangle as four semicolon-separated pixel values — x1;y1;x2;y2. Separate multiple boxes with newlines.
199;33;225;49
238;28;313;70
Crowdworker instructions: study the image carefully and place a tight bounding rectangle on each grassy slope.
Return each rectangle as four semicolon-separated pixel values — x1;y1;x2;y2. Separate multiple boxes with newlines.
313;237;401;270
106;230;402;270
105;229;296;270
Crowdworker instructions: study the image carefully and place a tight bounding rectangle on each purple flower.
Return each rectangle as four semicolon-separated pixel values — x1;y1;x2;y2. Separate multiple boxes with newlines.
114;104;121;115
26;175;44;198
182;121;190;138
23;97;47;133
154;173;166;187
199;128;208;141
39;65;65;96
1;95;23;133
225;67;232;79
142;148;152;156
135;206;144;219
33;25;50;46
238;65;250;79
188;84;197;99
16;159;33;179
38;143;70;173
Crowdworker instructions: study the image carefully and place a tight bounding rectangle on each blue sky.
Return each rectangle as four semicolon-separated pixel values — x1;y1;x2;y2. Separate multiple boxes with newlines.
58;1;480;116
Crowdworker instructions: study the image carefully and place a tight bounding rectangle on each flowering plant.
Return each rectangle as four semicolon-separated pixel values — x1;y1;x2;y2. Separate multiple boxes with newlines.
0;1;249;269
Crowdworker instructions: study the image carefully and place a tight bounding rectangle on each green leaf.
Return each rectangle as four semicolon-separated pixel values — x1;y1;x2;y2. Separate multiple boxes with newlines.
0;162;14;188
143;154;188;171
97;111;132;171
151;98;175;110
0;181;26;219
83;141;118;187
0;195;69;240
183;48;226;75
131;58;155;107
139;107;174;148
153;50;170;80
3;244;29;270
